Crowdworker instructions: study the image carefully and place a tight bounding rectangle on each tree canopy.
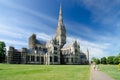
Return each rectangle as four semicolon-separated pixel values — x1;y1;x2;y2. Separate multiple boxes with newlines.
91;57;100;64
101;57;107;64
0;41;6;63
106;56;115;64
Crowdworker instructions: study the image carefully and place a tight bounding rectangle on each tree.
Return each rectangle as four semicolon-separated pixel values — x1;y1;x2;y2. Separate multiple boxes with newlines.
91;57;97;63
0;41;6;63
119;58;120;63
91;57;100;64
118;53;120;63
96;58;100;64
113;56;119;64
107;56;115;64
101;57;107;64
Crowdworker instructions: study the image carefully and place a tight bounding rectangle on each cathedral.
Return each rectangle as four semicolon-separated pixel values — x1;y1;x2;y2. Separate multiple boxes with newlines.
7;5;89;65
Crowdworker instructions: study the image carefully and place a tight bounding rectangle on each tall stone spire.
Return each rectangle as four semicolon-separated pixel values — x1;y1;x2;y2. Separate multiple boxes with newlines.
55;3;66;48
86;49;89;63
58;3;63;26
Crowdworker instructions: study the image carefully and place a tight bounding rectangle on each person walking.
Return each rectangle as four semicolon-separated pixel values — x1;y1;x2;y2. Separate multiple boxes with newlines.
96;64;98;71
92;62;96;71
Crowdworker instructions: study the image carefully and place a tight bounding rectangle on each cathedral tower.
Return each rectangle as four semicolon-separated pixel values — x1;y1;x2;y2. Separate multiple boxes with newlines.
29;34;36;49
55;4;66;48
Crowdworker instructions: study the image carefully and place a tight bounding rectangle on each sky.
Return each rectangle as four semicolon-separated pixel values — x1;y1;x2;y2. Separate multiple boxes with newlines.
0;0;120;59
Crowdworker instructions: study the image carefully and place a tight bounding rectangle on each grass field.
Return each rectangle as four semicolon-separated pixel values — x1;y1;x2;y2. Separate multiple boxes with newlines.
99;65;120;80
0;64;90;80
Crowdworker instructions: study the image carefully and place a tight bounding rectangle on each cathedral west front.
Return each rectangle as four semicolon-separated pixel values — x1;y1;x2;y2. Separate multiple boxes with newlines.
7;5;89;65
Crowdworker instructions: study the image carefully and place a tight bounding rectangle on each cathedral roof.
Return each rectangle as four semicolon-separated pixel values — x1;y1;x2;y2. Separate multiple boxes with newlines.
62;40;80;49
35;39;46;45
62;43;72;49
27;49;46;54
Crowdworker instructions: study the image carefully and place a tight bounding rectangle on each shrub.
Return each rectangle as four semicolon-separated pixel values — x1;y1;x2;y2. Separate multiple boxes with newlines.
118;63;120;71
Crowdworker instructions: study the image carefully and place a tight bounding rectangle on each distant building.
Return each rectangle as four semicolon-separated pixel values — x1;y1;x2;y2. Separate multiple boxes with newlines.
7;4;89;65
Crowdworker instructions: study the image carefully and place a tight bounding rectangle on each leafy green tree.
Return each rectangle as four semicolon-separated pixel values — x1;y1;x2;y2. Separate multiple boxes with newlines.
118;54;120;63
96;58;100;64
91;57;97;63
113;56;119;64
91;57;100;64
101;57;107;64
119;58;120;63
0;41;6;63
107;56;115;64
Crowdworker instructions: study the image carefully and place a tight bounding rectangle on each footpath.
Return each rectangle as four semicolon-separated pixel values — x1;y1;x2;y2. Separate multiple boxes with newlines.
90;65;114;80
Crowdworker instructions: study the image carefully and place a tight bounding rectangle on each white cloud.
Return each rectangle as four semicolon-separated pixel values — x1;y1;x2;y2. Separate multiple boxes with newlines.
0;24;31;39
37;32;53;41
0;38;27;48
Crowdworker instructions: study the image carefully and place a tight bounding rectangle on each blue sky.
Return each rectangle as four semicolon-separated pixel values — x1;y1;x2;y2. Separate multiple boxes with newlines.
0;0;120;59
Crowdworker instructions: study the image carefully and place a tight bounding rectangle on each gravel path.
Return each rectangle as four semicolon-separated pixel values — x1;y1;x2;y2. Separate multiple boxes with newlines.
90;65;114;80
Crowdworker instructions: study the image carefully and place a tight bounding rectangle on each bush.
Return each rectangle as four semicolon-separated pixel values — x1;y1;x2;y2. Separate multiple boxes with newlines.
118;63;120;71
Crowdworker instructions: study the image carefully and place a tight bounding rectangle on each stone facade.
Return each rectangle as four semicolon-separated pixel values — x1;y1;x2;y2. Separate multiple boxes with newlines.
7;47;27;64
7;4;89;65
61;41;81;64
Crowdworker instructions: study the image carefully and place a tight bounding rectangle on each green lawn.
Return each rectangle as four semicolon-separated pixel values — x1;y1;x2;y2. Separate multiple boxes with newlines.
0;64;90;80
99;65;120;80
